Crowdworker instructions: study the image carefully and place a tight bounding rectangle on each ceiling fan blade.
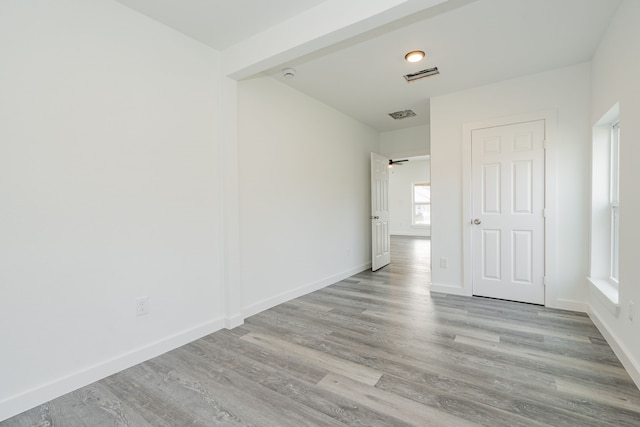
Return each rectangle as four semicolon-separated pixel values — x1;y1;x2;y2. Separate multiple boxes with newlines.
388;158;409;167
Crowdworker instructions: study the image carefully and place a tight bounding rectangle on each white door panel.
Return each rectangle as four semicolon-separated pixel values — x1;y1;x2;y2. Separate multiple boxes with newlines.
472;120;545;304
371;152;390;271
482;229;501;280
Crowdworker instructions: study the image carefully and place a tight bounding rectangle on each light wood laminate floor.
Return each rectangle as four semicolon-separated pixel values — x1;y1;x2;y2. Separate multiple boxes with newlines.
4;236;640;426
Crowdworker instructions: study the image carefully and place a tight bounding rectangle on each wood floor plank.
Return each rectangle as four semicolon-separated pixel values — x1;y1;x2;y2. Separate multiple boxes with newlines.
374;373;552;427
283;298;334;312
555;377;640;412
239;332;383;386
452;334;631;381
317;373;478;427
361;308;500;342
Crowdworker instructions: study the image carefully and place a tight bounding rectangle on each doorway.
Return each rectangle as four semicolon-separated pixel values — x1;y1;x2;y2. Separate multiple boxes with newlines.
463;113;553;305
371;153;431;275
388;155;431;239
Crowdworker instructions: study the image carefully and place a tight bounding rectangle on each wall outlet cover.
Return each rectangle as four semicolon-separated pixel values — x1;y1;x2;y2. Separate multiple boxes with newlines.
136;297;150;317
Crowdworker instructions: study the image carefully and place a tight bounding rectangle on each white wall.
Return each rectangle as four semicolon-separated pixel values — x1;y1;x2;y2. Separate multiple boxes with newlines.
389;159;431;237
0;0;224;420
430;63;591;310
380;124;430;158
238;76;379;315
588;0;640;387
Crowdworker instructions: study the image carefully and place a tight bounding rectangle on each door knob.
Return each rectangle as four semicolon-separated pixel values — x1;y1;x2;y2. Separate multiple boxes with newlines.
473;218;481;225
371;216;379;220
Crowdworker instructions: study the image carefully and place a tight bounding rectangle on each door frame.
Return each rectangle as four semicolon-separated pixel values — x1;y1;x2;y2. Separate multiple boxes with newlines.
461;110;557;306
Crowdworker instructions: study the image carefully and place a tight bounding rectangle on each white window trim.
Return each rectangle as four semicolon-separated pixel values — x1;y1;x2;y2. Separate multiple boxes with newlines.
589;277;620;316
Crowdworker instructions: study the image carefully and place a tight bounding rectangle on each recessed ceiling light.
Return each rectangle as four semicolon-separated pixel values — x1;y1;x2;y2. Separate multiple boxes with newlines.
404;50;425;63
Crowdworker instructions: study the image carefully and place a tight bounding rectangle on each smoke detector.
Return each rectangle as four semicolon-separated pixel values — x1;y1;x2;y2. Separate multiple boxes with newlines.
282;68;296;79
388;110;416;120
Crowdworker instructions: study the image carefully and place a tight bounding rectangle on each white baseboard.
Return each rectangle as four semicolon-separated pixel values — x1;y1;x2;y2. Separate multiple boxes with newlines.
225;313;244;329
549;298;588;313
390;231;430;237
429;283;470;297
588;305;640;391
0;317;225;422
242;262;372;318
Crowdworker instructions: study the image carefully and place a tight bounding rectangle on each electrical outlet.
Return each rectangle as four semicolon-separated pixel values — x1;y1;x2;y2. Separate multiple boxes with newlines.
136;297;149;317
440;257;448;268
629;301;635;322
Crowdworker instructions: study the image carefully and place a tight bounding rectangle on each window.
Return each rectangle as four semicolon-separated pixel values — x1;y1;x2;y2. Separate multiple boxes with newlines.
412;183;430;226
610;122;620;283
589;103;620;314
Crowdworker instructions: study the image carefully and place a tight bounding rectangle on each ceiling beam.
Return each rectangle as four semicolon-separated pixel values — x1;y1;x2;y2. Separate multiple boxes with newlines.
222;0;449;79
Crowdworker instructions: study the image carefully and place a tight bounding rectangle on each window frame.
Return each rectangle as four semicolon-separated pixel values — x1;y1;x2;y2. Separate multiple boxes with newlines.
609;121;620;284
588;103;621;315
411;182;430;227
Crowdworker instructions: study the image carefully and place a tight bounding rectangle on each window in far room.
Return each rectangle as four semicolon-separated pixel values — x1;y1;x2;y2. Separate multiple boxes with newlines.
412;183;430;226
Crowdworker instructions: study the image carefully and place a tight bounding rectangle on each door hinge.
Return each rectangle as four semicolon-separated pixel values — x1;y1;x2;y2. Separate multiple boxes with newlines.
543;139;547;149
543;276;548;286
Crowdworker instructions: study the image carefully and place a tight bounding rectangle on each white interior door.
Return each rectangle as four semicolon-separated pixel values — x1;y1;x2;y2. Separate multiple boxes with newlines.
371;152;390;271
471;120;545;304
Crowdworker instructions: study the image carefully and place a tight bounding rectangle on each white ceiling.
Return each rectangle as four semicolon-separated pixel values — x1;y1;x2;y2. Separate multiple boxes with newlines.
115;0;621;132
113;0;326;50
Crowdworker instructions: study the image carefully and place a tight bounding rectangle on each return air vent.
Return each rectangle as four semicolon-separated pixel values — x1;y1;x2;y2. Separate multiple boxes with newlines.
404;66;439;82
388;110;416;120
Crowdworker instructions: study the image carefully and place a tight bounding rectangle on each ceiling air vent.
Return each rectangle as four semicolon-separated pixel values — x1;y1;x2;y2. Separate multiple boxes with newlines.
388;110;416;120
404;66;440;82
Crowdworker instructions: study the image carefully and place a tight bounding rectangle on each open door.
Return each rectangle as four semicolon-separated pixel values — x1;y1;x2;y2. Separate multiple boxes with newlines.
371;152;390;271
